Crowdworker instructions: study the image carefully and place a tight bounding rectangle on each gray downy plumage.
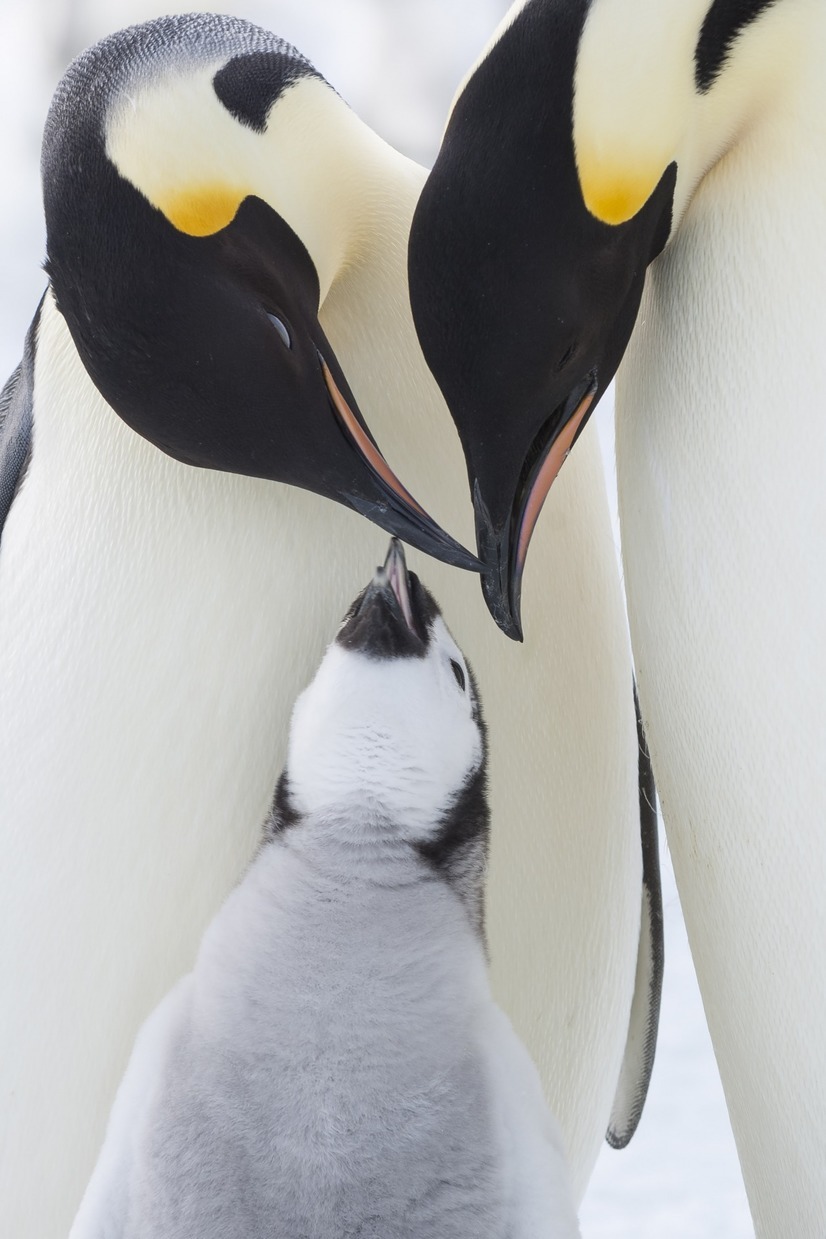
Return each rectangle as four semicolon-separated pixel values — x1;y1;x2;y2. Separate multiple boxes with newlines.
70;541;580;1239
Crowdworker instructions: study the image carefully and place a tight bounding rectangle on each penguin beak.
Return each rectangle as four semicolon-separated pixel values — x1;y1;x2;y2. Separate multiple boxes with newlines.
472;375;598;641
320;358;481;573
337;539;430;657
382;537;417;636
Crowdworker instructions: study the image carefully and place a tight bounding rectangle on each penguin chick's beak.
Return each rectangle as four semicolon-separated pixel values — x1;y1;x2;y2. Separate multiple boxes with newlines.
337;539;429;659
383;537;417;634
320;360;481;574
474;375;597;641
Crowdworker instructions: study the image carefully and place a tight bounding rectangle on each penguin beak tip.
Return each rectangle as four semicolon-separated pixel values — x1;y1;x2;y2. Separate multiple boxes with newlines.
321;357;481;572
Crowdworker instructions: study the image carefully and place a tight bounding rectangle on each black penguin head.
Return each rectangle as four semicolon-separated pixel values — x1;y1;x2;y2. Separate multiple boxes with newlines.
407;0;698;634
41;14;479;571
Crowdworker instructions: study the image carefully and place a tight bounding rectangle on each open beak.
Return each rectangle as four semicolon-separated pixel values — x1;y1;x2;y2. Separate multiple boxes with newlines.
321;359;481;573
474;375;597;640
382;537;417;635
337;538;428;657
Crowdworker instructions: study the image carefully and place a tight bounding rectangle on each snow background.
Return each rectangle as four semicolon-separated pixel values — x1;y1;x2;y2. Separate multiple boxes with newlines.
0;1;754;1232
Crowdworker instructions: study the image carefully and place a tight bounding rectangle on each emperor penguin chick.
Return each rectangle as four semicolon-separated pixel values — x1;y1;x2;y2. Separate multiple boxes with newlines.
70;539;580;1239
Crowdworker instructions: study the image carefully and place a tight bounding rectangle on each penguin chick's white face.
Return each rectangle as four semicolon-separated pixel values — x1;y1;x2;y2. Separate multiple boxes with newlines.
287;556;484;841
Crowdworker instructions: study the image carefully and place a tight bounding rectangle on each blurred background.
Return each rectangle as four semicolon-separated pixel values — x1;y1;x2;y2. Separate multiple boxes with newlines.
0;1;754;1233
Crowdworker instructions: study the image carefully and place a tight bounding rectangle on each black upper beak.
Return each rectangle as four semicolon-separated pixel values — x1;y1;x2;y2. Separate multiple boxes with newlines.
320;358;482;574
337;538;431;658
472;374;598;641
474;483;524;642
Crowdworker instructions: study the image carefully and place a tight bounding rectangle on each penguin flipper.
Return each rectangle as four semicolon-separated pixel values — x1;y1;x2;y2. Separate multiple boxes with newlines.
605;686;664;1149
0;300;41;543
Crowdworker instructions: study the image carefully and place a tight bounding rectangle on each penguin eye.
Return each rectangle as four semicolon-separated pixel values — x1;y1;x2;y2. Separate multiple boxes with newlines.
555;341;578;372
450;659;466;691
267;313;291;348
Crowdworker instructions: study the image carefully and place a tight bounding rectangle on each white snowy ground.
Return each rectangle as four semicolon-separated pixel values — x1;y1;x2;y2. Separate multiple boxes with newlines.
0;1;754;1233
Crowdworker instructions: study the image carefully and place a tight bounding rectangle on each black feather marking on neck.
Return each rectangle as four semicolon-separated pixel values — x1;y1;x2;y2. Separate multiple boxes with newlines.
416;667;490;940
263;771;303;842
695;0;779;93
213;50;324;133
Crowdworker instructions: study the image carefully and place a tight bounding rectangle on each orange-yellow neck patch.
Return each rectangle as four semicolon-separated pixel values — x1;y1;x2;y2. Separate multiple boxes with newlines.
576;158;662;226
160;185;248;236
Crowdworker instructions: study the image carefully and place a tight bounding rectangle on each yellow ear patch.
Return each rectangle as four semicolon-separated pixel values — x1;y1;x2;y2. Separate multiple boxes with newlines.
576;161;662;226
160;185;248;237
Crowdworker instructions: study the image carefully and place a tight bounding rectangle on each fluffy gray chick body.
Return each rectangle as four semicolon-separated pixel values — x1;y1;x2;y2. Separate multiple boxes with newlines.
70;545;579;1238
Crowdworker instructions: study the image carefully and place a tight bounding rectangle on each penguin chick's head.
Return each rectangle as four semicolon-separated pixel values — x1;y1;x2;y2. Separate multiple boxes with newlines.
285;540;488;854
40;14;478;571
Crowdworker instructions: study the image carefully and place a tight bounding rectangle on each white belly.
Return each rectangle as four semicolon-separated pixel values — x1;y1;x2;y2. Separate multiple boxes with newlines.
617;135;826;1236
1;276;638;1236
0;295;370;1234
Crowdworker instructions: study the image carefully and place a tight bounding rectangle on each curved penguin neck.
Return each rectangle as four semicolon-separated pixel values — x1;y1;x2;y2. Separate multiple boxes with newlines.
617;0;826;582
305;97;427;310
629;0;826;399
666;0;821;232
253;78;425;302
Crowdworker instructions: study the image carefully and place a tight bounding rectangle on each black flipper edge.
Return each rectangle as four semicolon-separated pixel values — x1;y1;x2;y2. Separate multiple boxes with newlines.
606;682;664;1149
0;297;42;543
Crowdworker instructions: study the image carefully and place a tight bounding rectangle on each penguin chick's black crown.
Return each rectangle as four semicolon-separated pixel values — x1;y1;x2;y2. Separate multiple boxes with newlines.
337;540;442;659
41;14;479;571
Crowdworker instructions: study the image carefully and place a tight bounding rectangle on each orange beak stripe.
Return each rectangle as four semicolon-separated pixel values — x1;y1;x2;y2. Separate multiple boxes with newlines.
321;358;429;520
515;387;596;576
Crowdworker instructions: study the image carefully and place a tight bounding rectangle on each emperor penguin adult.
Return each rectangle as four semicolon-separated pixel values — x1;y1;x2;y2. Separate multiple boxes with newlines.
1;15;653;1236
70;539;581;1239
408;0;826;1233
